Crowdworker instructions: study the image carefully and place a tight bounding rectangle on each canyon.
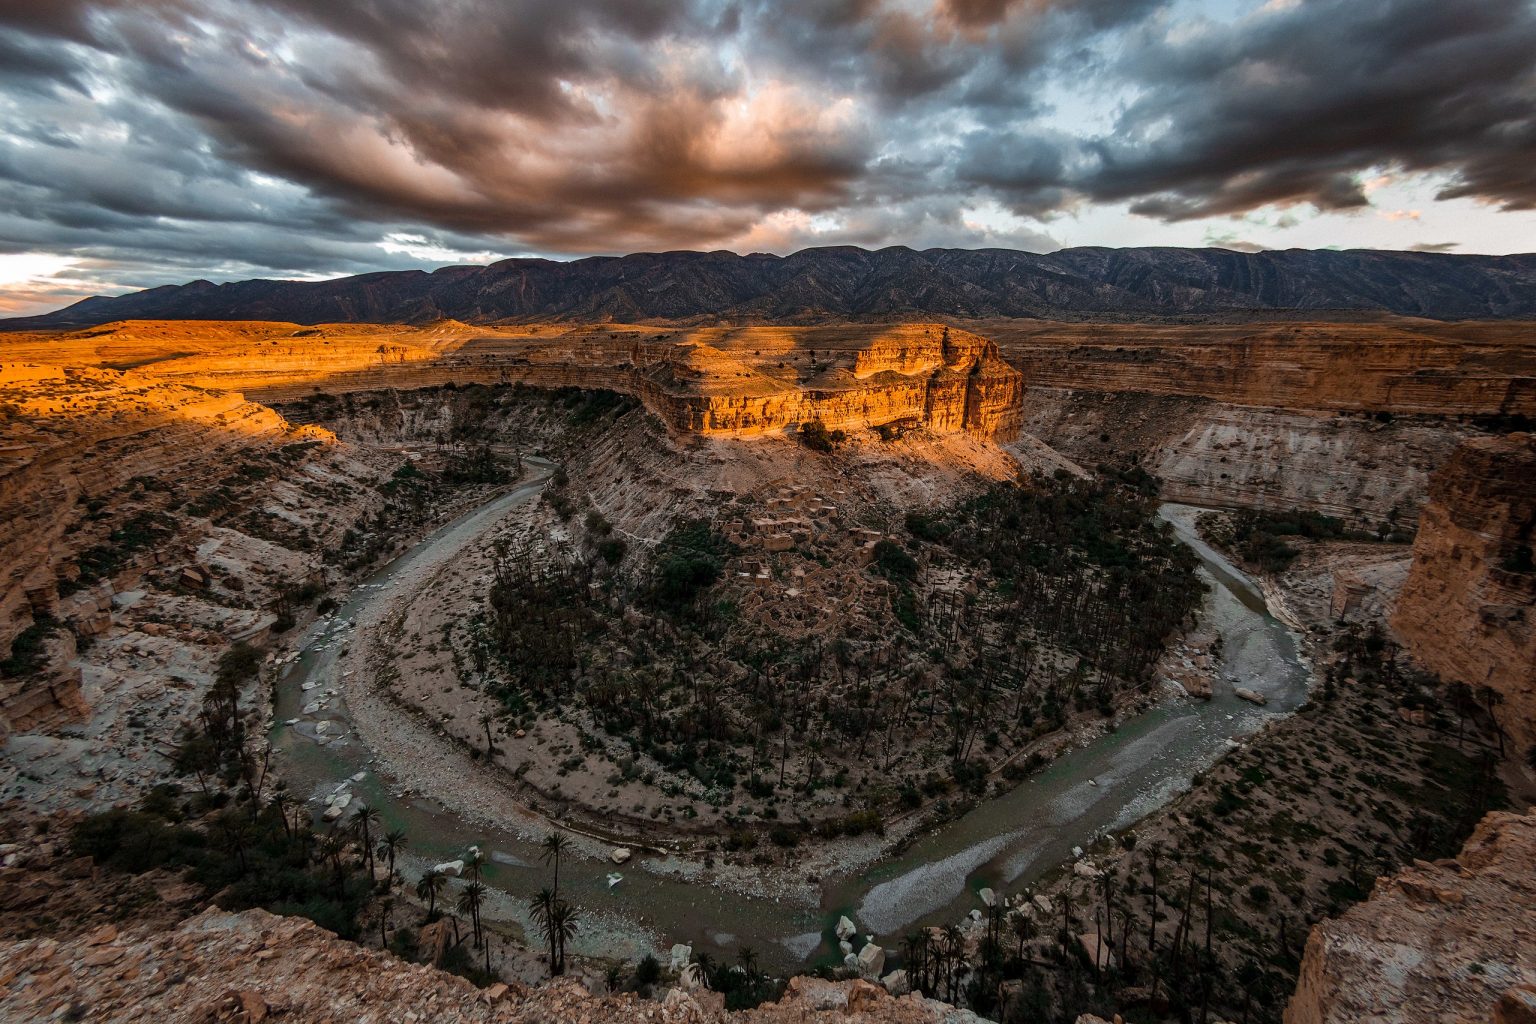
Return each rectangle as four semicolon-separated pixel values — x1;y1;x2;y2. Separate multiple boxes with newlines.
0;309;1532;1024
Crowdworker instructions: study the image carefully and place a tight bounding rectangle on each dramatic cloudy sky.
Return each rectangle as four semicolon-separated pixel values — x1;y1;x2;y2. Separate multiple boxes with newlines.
1;0;1534;314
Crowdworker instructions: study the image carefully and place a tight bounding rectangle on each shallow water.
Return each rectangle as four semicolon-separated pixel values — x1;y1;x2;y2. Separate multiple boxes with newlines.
270;495;1309;969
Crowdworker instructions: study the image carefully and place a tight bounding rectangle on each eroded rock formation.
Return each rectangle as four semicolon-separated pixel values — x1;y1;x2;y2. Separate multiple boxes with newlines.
1392;433;1536;751
1284;810;1536;1024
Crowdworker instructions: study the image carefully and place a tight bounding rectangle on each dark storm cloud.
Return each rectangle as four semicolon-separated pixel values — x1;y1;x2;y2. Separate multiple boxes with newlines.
963;0;1536;219
0;0;1533;316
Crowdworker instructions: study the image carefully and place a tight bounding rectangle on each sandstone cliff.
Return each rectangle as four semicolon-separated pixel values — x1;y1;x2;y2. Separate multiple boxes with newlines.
1284;809;1536;1024
1392;433;1536;751
0;907;984;1024
0;321;1025;441
989;319;1536;418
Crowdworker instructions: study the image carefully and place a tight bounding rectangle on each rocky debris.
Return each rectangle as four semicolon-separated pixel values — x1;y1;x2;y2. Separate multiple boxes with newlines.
0;907;985;1024
1284;810;1536;1024
1393;432;1536;752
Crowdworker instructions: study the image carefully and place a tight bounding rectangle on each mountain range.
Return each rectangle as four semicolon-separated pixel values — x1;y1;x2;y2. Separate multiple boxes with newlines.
8;246;1536;328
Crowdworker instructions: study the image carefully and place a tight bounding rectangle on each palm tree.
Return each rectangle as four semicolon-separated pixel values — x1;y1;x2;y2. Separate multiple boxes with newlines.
378;896;393;949
540;833;571;896
458;881;488;948
416;867;446;918
529;888;558;975
352;804;382;876
1011;911;1035;965
941;925;964;1004
270;789;295;839
464;845;486;883
376;828;407;884
549;899;581;976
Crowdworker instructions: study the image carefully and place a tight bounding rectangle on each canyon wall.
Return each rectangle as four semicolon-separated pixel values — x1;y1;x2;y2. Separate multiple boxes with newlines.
1284;809;1536;1024
0;322;1025;441
988;319;1536;418
1392;433;1536;750
1020;388;1472;524
995;318;1533;524
0;361;396;749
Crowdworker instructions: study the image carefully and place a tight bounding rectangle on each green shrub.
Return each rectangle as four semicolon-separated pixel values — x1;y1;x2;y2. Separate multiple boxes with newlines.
872;540;918;581
798;421;846;452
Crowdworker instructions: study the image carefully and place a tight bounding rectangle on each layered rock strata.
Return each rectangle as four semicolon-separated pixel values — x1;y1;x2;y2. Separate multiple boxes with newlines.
1392;433;1536;750
1284;810;1536;1024
990;319;1536;418
0;321;1025;441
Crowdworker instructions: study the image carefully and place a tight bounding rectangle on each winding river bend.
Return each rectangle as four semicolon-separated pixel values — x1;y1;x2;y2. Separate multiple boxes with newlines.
270;482;1309;970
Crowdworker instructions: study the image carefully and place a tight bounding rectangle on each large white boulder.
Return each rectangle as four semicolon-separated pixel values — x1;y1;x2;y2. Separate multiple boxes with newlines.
434;859;465;877
978;887;997;908
611;847;632;864
855;943;886;979
880;969;910;996
670;943;693;972
835;915;857;941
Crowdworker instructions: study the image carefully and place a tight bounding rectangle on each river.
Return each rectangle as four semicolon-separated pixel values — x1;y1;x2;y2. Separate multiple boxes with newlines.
269;487;1310;970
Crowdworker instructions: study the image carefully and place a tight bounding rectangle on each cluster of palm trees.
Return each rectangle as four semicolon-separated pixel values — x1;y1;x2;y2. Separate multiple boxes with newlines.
528;833;581;977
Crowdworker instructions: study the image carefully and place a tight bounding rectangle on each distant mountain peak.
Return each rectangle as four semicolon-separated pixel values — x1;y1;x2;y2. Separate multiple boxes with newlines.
4;245;1533;330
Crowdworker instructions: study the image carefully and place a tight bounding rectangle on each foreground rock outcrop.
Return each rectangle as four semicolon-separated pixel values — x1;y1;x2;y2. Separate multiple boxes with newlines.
0;907;985;1024
1284;810;1536;1024
1393;433;1536;751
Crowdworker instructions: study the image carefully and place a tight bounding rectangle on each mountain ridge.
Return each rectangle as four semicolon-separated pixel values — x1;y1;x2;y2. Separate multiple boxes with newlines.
7;245;1536;328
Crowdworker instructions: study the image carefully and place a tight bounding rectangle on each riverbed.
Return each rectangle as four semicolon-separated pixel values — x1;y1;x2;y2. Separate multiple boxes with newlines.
269;492;1310;970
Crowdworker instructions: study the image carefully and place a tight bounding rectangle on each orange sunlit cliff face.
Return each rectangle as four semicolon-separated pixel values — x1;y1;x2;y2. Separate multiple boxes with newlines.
0;321;1026;440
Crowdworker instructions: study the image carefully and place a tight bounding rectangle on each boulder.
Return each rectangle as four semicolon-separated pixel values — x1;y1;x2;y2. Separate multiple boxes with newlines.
1076;931;1115;971
434;859;464;877
880;969;910;996
1234;687;1268;706
835;915;857;941
1033;893;1054;916
855;942;885;979
978;887;997;908
1073;859;1103;879
417;919;452;966
611;847;632;865
846;979;887;1013
839;940;853;956
1496;985;1536;1024
670;943;692;972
